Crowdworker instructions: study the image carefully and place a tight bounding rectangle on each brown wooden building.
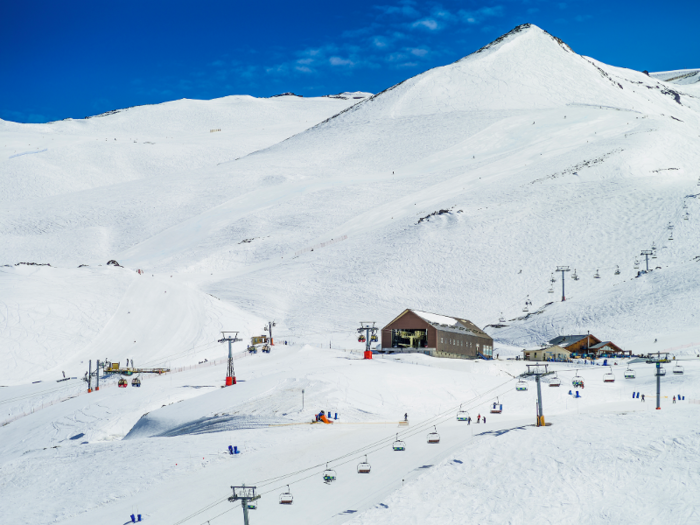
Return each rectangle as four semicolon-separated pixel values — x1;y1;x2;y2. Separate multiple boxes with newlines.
381;309;494;359
548;335;629;357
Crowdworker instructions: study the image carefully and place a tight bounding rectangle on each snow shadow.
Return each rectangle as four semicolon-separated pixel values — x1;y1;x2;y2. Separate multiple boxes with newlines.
124;414;288;439
476;425;528;437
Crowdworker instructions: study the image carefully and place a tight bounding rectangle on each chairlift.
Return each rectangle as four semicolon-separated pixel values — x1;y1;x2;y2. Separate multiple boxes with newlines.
668;232;674;241
490;398;503;413
549;373;561;387
673;363;684;375
667;222;674;230
131;377;141;387
392;433;406;451
427;425;441;444
499;312;506;323
594;269;600;279
603;366;615;383
634;259;640;270
357;455;371;474
658;365;666;376
456;404;469;421
624;367;636;379
548;285;554;293
262;344;271;353
279;485;293;505
572;370;584;388
247;501;258;510
322;463;337;484
614;265;620;275
683;213;689;221
118;378;128;388
515;379;528;391
651;242;657;250
370;334;378;343
358;335;366;343
550;273;557;283
652;251;657;259
683;201;688;209
572;269;579;281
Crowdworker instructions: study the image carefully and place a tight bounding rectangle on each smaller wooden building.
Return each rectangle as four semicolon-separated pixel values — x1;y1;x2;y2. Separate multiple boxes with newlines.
381;309;493;359
522;345;570;361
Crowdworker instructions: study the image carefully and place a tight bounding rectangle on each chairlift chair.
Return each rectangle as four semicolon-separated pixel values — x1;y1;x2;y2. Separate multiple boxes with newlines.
548;285;554;293
392;433;406;451
614;265;620;275
634;259;640;270
279;485;293;505
658;366;666;376
427;426;441;444
572;269;579;280
594;270;600;279
456;405;469;421
499;313;506;323
247;501;258;510
322;463;337;484
684;213;689;221
603;366;615;383
673;363;684;375
357;455;371;474
572;371;584;388
624;367;636;379
490;398;503;413
549;373;561;387
118;378;128;388
668;232;674;241
358;335;366;343
131;377;141;387
370;334;378;343
515;379;528;391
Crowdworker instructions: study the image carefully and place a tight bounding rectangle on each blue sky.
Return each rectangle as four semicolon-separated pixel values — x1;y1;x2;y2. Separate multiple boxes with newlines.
1;0;698;123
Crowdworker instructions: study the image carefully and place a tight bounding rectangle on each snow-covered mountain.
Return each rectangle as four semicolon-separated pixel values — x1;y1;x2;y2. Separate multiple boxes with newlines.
2;24;700;381
2;23;700;525
651;68;700;86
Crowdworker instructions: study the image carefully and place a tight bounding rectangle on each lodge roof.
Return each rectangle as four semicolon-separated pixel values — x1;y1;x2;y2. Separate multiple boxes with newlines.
548;335;592;347
387;309;492;340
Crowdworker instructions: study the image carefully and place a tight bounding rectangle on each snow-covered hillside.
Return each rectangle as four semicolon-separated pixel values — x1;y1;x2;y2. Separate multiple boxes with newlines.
2;23;700;525
651;68;700;86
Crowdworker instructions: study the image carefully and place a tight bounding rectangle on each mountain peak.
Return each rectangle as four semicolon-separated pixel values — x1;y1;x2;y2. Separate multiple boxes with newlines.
467;23;574;60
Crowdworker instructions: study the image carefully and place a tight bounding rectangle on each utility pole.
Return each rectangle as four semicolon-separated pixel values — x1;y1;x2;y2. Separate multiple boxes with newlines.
264;321;276;345
357;322;378;360
229;485;259;525
556;266;570;301
525;363;551;426
218;331;241;386
640;250;653;272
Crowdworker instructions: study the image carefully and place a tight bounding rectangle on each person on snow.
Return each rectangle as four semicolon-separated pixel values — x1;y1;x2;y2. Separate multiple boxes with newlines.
673;396;676;404
641;394;645;402
404;413;408;422
483;416;486;424
477;414;481;423
467;416;471;425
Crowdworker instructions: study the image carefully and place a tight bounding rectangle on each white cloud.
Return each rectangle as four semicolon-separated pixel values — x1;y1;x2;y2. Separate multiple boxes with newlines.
329;56;355;67
412;18;439;31
409;47;429;57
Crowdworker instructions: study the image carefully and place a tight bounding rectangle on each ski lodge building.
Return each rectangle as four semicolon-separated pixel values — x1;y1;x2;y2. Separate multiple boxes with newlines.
546;334;629;358
380;309;494;359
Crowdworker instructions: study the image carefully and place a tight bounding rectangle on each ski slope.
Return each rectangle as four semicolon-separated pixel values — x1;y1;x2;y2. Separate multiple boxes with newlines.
1;346;699;524
2;23;700;525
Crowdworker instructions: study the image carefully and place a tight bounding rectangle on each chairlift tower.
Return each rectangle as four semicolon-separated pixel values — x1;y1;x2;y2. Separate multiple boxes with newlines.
229;485;260;525
640;250;653;272
555;266;570;301
263;321;276;345
218;331;241;386
525;363;553;426
649;352;665;410
357;322;378;360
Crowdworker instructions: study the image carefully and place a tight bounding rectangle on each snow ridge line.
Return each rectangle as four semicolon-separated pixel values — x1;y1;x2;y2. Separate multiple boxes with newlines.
9;148;47;159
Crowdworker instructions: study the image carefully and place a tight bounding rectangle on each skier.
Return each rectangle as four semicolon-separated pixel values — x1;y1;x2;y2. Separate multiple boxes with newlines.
467;416;471;425
477;414;481;423
673;396;676;404
404;413;408;422
483;416;486;424
641;394;645;402
493;402;497;410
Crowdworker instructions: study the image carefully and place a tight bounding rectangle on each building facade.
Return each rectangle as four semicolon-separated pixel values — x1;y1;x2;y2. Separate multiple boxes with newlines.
381;309;494;359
